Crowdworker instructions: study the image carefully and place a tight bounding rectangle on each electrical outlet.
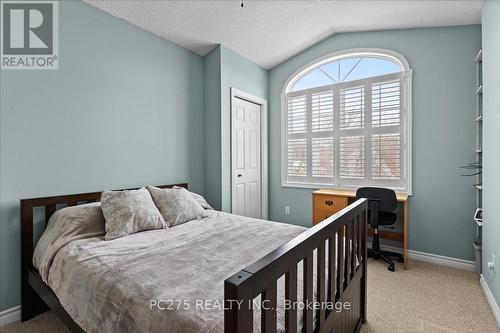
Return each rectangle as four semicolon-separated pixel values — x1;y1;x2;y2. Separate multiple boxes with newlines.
489;254;496;271
284;206;290;215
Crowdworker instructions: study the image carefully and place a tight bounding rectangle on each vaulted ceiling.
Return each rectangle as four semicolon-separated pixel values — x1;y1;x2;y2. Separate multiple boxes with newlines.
84;0;482;69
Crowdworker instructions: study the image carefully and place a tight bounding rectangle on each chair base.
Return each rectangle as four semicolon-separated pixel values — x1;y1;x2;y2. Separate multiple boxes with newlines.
368;248;404;272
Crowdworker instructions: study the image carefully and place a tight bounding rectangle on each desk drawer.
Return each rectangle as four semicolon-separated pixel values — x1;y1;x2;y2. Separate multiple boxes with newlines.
312;194;348;224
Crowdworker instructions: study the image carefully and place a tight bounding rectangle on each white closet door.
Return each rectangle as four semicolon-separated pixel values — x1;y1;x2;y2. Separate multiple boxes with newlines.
232;97;262;218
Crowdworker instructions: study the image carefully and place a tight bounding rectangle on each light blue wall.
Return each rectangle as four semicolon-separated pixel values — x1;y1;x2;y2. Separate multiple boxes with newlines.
268;26;481;261
203;45;268;211
203;46;222;210
220;46;268;212
481;0;500;305
0;1;205;311
0;0;484;314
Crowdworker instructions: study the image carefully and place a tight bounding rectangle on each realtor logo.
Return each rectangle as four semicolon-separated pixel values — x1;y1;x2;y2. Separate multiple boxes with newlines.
1;1;58;69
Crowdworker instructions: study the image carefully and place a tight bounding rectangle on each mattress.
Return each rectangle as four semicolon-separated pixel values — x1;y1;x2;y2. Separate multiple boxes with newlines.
33;210;312;333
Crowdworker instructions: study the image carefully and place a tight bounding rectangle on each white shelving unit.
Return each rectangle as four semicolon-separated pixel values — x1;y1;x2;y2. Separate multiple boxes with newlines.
475;49;483;211
474;49;483;269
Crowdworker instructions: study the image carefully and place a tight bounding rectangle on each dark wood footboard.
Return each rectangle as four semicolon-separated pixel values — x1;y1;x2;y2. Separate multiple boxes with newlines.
224;198;368;333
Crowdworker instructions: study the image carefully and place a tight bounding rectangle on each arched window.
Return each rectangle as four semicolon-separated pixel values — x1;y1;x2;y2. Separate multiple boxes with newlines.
282;49;412;193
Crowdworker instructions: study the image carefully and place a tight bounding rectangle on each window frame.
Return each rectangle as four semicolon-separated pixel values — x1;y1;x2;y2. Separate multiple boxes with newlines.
281;48;413;194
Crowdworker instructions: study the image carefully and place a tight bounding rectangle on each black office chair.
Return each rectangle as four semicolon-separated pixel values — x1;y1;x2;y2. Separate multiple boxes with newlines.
355;187;403;272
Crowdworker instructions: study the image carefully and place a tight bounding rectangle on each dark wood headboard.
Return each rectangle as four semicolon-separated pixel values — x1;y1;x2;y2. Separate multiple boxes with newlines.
20;183;187;322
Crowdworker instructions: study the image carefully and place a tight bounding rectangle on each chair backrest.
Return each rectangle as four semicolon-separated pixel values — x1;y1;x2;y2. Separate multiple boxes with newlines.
355;187;397;212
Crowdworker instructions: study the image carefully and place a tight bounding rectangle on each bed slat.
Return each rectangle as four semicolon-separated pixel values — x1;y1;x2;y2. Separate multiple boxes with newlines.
261;282;277;333
345;223;351;285
351;218;357;276
284;267;297;333
316;242;326;327
303;253;313;333
358;214;363;266
336;229;344;300
361;211;368;324
328;236;336;304
45;204;56;224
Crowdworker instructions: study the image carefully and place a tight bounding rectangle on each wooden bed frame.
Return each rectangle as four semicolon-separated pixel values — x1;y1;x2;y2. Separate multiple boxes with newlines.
21;183;368;333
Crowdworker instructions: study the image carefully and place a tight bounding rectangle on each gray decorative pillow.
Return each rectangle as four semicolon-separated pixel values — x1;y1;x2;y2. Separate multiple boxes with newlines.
147;185;208;227
101;187;166;240
173;186;213;210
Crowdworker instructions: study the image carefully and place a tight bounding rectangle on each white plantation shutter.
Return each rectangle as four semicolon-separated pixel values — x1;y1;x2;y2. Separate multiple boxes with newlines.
340;136;365;179
284;71;407;191
288;96;307;134
311;91;334;179
312;91;334;131
339;85;366;182
372;134;401;179
312;137;334;177
370;78;403;185
286;95;307;180
287;139;307;177
372;80;400;127
340;86;364;129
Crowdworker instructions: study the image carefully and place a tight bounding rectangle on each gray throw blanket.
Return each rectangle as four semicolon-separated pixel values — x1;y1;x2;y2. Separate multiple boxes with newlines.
34;210;309;333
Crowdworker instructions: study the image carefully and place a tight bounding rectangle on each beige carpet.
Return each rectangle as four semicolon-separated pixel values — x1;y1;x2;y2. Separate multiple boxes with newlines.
360;260;498;333
2;260;498;333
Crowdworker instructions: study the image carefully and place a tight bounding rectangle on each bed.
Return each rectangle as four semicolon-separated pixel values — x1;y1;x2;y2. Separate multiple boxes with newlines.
21;183;368;333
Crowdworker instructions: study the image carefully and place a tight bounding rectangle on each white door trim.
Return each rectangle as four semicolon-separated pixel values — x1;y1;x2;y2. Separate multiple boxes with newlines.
230;87;268;219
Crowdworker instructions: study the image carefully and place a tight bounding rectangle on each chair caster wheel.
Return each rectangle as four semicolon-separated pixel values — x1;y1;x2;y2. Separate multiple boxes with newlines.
388;265;395;272
397;256;404;263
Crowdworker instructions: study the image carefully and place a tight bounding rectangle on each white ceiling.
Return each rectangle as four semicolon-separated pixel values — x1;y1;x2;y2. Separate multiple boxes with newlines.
83;0;482;69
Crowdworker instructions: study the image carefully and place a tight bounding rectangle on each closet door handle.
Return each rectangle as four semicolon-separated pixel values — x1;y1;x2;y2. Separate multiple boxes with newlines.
237;174;242;177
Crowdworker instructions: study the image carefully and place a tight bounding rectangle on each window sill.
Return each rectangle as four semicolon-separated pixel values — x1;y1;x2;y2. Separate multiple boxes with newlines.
281;181;411;196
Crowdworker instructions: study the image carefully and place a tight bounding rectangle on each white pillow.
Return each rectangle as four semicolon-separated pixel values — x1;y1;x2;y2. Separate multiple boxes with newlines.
101;187;166;240
173;186;213;210
147;185;208;227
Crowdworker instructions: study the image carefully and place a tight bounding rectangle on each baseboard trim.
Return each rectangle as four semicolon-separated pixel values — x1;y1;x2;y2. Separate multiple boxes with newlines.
370;243;476;271
0;305;21;327
480;275;500;328
408;248;476;271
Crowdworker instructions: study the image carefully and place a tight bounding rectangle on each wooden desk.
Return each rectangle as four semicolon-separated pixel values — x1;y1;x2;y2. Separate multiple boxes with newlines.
312;189;410;270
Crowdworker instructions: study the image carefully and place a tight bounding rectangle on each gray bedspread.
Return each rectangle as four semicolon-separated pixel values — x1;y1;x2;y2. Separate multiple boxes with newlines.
33;210;308;333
